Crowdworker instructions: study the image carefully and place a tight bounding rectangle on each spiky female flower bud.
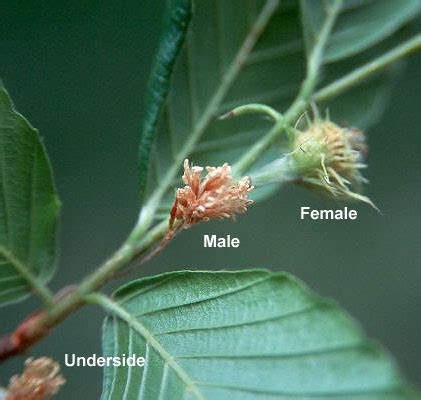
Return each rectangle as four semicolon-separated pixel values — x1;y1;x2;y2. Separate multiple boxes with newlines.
5;357;65;400
169;159;254;233
291;118;376;208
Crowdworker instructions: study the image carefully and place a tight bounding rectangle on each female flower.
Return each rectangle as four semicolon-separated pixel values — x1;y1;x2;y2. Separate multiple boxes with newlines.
291;118;377;209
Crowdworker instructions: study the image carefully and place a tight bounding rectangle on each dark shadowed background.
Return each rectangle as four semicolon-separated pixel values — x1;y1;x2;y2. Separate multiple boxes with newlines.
0;2;420;398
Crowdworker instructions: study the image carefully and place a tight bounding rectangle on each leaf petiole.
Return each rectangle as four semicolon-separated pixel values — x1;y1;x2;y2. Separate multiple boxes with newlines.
219;103;283;122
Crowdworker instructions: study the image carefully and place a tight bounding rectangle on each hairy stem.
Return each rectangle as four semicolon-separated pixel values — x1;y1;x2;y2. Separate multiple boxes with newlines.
0;220;169;362
79;220;168;295
220;103;283;122
251;154;297;186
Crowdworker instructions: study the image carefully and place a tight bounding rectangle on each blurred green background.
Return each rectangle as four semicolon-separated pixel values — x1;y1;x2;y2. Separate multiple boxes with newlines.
0;2;420;398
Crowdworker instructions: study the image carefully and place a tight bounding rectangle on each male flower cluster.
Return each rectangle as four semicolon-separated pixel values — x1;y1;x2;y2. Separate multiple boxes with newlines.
169;159;254;234
4;357;65;400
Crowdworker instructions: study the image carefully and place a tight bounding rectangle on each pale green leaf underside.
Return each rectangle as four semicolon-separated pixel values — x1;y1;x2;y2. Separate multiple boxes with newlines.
301;0;420;62
142;0;420;218
0;83;59;306
101;270;416;400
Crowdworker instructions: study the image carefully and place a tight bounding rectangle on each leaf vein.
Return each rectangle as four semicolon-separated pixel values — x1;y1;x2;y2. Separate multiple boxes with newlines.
131;274;272;319
154;303;317;336
175;342;366;360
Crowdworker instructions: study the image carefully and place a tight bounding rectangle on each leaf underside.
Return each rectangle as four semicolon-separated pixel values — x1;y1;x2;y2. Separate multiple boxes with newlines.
0;83;59;306
140;0;420;217
101;270;417;399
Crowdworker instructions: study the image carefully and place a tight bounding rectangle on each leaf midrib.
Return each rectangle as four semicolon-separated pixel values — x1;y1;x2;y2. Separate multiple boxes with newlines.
27;144;37;275
0;134;10;246
0;246;53;305
100;295;206;400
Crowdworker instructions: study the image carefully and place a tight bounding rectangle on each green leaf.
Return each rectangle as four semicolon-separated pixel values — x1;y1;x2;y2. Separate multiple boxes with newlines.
138;0;192;202
301;0;420;126
100;270;417;399
0;82;59;306
301;0;420;63
138;0;419;225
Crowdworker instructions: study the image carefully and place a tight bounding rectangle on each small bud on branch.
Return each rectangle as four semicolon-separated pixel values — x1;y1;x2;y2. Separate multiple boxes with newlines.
0;311;50;363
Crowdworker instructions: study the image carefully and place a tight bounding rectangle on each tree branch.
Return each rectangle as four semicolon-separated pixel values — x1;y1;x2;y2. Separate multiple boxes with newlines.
314;34;421;103
234;32;421;177
0;220;169;363
1;7;420;367
234;0;342;175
